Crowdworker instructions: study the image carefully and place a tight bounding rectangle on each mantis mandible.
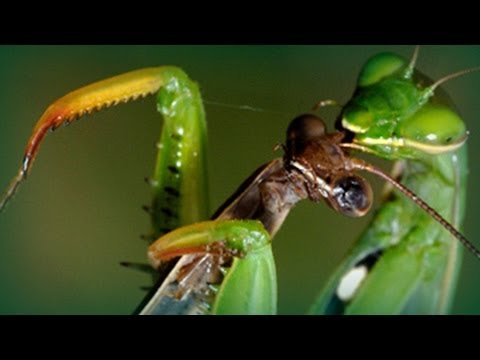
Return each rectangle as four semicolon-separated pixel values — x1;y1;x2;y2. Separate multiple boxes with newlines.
0;46;478;314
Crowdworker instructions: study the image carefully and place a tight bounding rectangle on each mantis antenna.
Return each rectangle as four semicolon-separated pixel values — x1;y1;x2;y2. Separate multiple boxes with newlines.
404;45;420;79
423;66;480;98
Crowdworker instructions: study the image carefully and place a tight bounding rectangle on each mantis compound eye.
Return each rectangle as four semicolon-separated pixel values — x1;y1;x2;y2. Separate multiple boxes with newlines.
327;175;372;217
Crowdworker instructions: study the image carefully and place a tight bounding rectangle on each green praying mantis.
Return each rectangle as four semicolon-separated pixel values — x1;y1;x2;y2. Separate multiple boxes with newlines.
0;46;478;314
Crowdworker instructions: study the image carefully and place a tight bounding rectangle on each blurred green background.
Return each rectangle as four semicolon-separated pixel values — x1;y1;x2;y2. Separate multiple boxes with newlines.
0;45;479;314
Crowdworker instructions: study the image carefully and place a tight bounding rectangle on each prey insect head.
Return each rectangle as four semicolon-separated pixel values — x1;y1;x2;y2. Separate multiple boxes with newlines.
286;113;326;158
285;114;373;218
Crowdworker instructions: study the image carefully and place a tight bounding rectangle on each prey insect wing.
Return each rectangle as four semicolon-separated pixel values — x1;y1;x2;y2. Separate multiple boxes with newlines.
138;254;222;315
139;159;294;314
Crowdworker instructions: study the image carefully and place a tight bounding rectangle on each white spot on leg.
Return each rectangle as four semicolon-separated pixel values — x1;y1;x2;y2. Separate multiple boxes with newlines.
336;266;368;302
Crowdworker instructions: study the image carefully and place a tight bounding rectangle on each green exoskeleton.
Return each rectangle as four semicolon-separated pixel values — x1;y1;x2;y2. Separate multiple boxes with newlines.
0;47;478;314
311;49;477;314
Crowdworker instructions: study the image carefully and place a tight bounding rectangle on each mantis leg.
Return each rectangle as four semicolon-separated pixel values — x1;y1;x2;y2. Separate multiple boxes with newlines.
0;64;280;314
0;66;209;230
0;66;211;313
142;220;276;315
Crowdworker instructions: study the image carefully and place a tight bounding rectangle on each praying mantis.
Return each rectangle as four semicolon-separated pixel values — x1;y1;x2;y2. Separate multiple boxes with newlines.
0;45;478;314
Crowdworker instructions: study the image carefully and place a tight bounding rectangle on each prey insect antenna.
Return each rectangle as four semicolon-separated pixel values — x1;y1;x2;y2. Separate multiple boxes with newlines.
351;158;480;259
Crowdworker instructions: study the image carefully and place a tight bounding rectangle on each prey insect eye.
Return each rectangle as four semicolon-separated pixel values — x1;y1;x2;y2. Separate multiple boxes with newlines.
328;175;372;217
286;114;327;157
287;114;326;143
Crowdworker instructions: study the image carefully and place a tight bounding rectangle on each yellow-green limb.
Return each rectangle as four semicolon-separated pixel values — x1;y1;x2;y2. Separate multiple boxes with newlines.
0;66;199;212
